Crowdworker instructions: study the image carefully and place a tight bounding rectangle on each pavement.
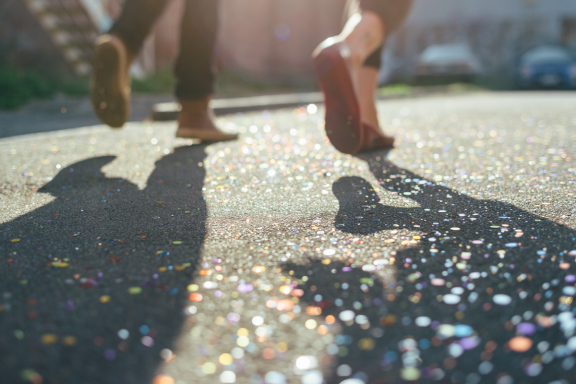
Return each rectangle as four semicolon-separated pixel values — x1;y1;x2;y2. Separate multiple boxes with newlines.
0;94;174;139
1;91;576;384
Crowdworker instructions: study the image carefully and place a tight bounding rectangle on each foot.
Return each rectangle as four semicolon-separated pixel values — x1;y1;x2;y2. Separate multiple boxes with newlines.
91;34;133;128
358;123;395;153
176;97;238;142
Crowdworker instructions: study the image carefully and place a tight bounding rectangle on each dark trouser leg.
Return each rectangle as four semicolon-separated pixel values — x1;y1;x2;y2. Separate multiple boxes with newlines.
358;0;414;69
109;0;169;56
174;0;220;101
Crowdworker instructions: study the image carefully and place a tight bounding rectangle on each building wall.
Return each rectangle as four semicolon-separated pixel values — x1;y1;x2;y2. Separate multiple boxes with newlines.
217;0;347;84
0;0;73;75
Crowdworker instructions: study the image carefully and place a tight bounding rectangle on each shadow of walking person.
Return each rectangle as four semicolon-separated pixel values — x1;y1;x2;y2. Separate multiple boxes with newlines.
0;145;208;384
285;153;576;384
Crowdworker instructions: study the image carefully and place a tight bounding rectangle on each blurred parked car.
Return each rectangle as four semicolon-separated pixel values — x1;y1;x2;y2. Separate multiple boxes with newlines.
413;44;482;84
518;45;576;89
378;50;408;85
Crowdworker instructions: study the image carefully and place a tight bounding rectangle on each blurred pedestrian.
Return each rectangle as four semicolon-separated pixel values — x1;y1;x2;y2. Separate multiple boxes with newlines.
90;0;237;141
313;0;413;154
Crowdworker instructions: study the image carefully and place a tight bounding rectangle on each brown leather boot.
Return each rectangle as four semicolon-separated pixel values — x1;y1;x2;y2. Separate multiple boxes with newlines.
176;97;238;141
91;34;134;128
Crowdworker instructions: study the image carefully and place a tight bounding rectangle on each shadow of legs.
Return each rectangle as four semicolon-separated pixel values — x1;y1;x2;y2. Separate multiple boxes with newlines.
0;145;208;384
283;152;576;383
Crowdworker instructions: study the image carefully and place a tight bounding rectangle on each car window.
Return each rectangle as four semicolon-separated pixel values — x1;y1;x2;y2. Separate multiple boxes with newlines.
421;45;472;61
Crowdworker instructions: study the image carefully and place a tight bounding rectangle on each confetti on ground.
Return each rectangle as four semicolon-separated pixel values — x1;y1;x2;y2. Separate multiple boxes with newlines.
1;94;575;384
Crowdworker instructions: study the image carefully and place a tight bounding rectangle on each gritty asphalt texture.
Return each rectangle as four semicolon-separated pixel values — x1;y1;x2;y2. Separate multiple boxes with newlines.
1;92;576;384
0;94;174;139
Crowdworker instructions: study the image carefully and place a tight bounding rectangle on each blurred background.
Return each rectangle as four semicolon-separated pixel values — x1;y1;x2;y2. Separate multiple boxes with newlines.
1;0;576;110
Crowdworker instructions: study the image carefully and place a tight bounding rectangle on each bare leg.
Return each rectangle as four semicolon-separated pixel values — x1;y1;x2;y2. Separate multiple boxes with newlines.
312;10;393;154
356;66;380;129
339;12;385;68
339;12;386;131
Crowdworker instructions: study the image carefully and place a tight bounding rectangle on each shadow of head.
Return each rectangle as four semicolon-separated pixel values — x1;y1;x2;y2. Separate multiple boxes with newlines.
333;176;381;206
38;156;117;196
336;156;576;254
36;145;208;199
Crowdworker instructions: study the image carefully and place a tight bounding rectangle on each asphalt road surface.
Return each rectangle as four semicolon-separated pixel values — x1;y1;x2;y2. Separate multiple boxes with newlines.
0;94;174;139
1;92;576;384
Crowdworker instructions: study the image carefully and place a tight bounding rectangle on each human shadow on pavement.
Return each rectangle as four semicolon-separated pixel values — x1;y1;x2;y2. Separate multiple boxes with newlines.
287;154;576;384
0;146;207;384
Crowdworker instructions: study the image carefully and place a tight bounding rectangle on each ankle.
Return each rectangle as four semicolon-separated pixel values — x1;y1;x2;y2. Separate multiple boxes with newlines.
180;97;213;117
178;96;217;129
181;96;210;108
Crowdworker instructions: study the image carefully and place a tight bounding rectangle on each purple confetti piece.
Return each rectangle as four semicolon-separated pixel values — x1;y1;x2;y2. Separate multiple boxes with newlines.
237;283;254;293
227;312;241;323
517;322;537;335
458;336;480;350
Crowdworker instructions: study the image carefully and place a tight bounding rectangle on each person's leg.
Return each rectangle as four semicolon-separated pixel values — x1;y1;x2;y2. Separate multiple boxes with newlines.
91;0;169;128
175;0;237;141
356;66;381;130
338;6;387;131
109;0;169;57
339;11;386;73
174;0;219;102
353;0;414;130
313;0;413;154
312;10;388;154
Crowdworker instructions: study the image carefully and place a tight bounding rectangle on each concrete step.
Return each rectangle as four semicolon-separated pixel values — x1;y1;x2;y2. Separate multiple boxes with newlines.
151;92;324;121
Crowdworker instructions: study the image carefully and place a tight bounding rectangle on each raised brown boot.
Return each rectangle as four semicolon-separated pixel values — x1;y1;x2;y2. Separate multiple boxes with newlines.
90;34;133;128
176;97;238;141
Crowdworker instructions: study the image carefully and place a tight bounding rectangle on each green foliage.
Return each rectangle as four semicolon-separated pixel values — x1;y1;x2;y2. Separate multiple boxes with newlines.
0;65;92;109
58;77;90;96
0;66;55;109
378;83;412;97
378;82;486;98
131;68;175;93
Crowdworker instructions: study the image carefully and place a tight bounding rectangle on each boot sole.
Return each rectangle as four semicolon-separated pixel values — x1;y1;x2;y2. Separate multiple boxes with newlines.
90;36;130;128
176;127;238;142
